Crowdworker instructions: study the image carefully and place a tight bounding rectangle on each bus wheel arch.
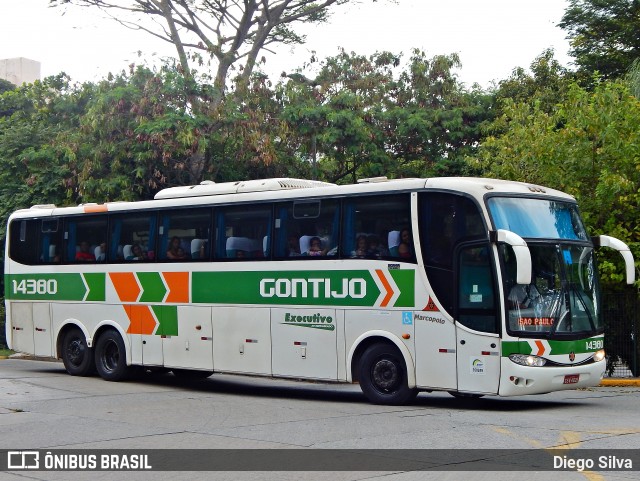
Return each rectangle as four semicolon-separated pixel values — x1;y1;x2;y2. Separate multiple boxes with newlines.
349;333;418;405
58;322;95;376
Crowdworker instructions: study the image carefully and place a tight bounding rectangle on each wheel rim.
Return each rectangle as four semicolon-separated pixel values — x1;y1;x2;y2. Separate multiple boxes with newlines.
100;340;120;374
371;357;401;393
66;336;86;367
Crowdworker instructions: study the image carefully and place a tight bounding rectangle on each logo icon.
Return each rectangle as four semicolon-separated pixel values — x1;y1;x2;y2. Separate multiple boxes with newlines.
470;358;486;375
569;351;575;362
8;451;39;470
402;312;413;325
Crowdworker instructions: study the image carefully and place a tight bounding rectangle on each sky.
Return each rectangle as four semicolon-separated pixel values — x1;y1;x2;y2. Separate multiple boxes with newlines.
0;0;572;88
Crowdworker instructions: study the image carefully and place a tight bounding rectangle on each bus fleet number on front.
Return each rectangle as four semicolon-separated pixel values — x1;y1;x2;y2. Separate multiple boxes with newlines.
12;279;58;295
586;339;603;351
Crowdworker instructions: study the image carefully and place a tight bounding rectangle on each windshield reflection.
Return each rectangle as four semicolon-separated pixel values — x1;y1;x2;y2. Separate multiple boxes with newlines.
502;245;602;337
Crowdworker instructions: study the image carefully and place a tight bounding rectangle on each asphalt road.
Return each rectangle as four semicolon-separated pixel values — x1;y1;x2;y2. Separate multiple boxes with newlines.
1;358;639;481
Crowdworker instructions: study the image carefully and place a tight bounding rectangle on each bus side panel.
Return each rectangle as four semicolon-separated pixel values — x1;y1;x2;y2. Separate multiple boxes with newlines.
212;306;271;375
162;306;213;371
271;307;338;380
33;302;53;357
9;302;34;354
344;310;415;376
414;311;457;390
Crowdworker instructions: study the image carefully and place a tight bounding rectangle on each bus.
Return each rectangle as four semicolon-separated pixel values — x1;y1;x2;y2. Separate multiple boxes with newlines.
4;177;635;405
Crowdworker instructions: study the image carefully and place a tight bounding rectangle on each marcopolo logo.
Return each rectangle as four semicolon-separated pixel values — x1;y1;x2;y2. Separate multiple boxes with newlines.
260;278;366;300
283;312;335;331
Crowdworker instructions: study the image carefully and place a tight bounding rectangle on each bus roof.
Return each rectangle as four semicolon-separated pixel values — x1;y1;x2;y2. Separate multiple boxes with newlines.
9;176;575;219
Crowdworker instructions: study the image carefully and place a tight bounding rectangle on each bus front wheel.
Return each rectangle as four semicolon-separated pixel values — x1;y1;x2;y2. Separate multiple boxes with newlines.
358;343;418;405
61;328;95;376
94;329;130;382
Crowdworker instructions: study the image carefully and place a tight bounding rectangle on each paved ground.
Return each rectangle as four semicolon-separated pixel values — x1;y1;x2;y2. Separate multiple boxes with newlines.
1;358;639;481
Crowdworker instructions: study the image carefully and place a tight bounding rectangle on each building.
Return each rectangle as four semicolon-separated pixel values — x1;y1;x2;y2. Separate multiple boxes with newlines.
0;57;41;86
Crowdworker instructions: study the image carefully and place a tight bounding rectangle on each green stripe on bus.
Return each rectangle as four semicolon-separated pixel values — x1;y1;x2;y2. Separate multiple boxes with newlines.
152;305;179;336
192;270;415;307
5;273;105;301
501;336;604;356
138;272;167;303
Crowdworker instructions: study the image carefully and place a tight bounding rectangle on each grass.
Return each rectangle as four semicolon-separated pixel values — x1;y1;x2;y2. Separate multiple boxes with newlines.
0;348;14;357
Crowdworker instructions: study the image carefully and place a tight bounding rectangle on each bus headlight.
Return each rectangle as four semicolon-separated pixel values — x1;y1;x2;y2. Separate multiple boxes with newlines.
593;349;606;362
508;354;547;367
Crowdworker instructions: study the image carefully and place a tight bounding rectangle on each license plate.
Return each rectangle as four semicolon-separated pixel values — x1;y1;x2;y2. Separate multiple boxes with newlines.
563;374;580;384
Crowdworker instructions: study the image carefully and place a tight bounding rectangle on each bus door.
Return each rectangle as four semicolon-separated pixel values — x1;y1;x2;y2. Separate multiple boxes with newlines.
454;242;501;394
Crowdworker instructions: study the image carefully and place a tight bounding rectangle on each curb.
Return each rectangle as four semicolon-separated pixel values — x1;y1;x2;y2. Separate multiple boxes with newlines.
600;378;640;387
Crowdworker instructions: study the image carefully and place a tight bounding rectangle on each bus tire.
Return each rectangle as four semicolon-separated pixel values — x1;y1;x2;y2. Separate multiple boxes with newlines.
172;369;213;380
358;343;418;405
94;329;130;382
61;328;95;376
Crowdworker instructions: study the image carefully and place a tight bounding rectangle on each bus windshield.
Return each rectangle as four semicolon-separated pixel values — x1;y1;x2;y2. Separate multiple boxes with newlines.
487;197;588;240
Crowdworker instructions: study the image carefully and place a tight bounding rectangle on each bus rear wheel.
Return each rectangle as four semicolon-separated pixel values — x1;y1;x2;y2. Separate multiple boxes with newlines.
94;329;130;382
61;328;95;376
358;343;418;405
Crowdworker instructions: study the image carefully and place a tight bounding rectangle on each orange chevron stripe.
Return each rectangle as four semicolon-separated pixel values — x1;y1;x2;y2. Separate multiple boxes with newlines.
535;340;545;356
109;272;140;302
163;272;189;303
126;305;158;335
375;269;394;307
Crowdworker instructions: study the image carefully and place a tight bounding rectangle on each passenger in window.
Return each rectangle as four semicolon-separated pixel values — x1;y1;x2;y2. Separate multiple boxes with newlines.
128;244;147;261
95;242;107;261
351;235;368;258
307;236;324;256
288;235;301;257
75;241;96;262
398;228;413;259
236;250;247;259
367;235;388;258
167;236;187;260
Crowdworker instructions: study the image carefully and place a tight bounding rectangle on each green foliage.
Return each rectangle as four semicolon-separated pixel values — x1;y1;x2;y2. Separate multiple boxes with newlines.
281;49;494;183
471;79;640;285
559;0;640;79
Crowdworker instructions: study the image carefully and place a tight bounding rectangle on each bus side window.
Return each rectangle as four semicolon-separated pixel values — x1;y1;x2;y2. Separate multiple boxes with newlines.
158;208;212;261
64;215;108;263
341;194;411;261
110;213;156;263
456;244;498;333
215;205;272;260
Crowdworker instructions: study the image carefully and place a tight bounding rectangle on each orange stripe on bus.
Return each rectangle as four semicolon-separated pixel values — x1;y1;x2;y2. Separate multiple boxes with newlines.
163;272;189;303
375;269;394;307
109;272;140;302
126;305;158;335
535;340;545;356
83;204;108;213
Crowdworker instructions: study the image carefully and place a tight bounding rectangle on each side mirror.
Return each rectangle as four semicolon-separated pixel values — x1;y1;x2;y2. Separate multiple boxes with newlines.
592;235;636;284
490;230;532;285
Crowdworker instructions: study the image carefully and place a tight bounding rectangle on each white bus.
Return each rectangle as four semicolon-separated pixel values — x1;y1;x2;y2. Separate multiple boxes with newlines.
4;177;635;404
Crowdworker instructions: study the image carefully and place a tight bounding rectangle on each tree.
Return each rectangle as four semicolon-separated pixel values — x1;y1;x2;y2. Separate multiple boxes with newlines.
471;79;640;285
281;49;494;183
0;74;94;242
0;79;15;95
493;49;573;116
559;0;640;79
50;0;380;104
